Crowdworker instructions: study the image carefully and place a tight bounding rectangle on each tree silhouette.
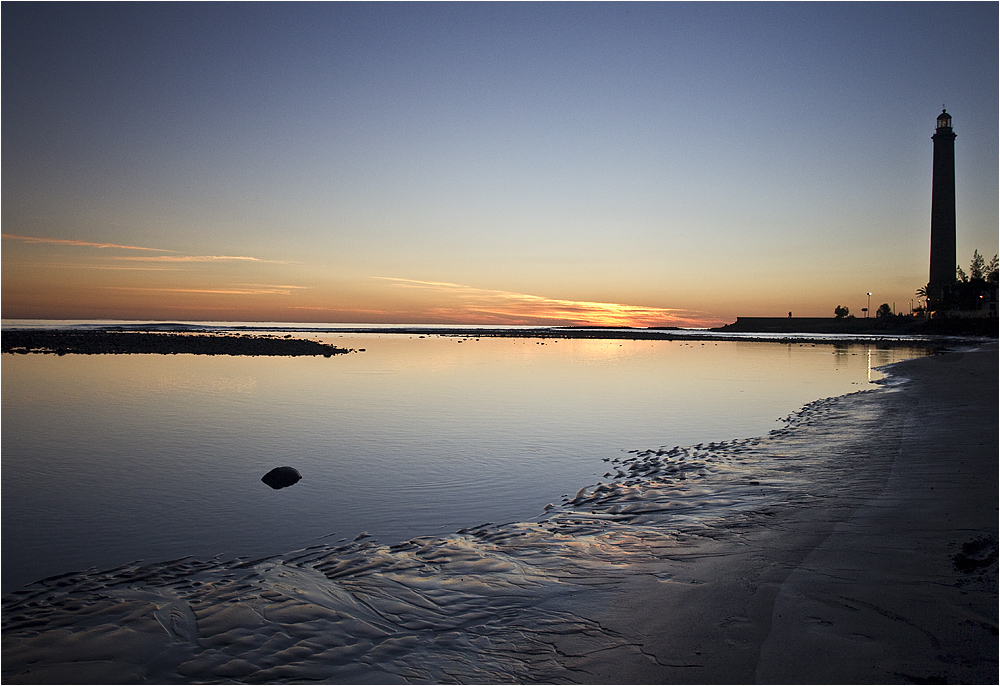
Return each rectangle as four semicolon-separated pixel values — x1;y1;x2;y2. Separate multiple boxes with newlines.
834;305;850;319
970;250;986;280
987;254;999;284
938;250;1000;312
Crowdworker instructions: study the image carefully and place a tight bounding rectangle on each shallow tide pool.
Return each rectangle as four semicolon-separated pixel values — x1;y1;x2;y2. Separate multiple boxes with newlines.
2;335;928;592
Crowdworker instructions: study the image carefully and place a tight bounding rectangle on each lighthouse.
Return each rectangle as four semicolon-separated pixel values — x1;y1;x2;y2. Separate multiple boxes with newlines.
928;108;956;309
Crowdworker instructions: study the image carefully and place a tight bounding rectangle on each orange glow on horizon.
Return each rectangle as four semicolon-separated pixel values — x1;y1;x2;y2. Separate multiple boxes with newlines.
2;232;840;328
366;278;714;328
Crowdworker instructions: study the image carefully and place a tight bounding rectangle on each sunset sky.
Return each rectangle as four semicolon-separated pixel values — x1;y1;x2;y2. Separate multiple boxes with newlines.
3;2;997;327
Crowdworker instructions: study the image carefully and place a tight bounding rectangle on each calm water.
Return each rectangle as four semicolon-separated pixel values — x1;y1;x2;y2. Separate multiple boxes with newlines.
2;332;929;592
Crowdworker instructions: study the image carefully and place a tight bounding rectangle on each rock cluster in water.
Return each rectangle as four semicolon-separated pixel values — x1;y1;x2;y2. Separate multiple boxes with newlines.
1;330;352;357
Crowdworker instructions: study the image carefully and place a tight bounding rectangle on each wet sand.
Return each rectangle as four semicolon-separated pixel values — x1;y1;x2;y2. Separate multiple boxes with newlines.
2;346;996;683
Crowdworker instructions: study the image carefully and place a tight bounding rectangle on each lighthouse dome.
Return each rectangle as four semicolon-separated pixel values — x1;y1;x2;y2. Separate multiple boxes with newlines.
937;109;952;129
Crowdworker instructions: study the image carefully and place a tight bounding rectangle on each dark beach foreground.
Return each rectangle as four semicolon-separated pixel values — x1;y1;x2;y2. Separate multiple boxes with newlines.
1;346;996;684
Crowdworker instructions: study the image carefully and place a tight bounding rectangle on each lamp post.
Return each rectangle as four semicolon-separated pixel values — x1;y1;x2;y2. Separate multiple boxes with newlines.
867;292;872;318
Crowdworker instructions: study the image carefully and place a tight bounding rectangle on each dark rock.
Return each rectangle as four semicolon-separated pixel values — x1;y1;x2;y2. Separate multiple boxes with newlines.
261;466;301;489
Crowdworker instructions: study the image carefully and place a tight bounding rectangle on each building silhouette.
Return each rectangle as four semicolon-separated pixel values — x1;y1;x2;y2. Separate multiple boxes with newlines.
928;108;956;308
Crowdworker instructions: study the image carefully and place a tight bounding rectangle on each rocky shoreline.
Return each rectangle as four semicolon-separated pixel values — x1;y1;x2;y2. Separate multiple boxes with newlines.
1;330;353;357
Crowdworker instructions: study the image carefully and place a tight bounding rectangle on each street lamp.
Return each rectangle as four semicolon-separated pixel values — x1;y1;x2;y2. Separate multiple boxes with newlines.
867;292;872;318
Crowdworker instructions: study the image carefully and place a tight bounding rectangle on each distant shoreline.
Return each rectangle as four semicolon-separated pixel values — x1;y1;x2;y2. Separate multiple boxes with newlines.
717;315;998;337
2;317;994;355
0;326;958;354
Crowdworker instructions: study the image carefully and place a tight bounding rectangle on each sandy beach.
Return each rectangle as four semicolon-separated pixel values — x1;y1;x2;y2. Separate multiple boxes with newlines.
2;345;996;684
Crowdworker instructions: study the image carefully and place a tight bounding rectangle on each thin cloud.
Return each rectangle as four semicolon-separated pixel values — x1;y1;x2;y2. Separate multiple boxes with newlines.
375;277;708;327
36;263;191;271
112;255;291;264
2;233;289;264
2;233;175;252
233;283;309;290
292;306;397;315
99;286;301;296
376;277;471;290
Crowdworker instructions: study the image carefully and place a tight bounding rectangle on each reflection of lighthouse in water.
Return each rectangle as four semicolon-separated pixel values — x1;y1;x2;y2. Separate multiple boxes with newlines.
928;108;956;308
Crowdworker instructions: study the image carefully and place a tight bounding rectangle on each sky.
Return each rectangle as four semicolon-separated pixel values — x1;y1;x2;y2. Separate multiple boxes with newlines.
3;2;997;327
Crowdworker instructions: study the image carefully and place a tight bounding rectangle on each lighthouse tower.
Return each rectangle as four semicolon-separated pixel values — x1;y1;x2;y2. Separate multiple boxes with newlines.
928;108;956;309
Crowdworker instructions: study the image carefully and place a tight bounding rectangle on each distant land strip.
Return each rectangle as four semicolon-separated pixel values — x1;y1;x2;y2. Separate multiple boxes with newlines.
717;316;998;337
324;326;948;345
1;330;353;357
3;317;994;356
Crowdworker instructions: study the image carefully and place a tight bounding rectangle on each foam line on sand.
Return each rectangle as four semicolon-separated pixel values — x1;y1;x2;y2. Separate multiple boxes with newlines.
2;347;996;683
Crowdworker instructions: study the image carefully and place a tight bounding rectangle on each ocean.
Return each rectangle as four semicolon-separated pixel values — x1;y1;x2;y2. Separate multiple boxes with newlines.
1;322;933;593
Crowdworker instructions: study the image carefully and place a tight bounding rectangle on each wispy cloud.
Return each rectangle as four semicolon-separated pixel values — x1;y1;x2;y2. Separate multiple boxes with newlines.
31;263;190;271
2;233;289;264
112;255;291;264
233;283;308;290
380;278;471;290
292;306;396;315
375;277;708;327
99;285;303;296
2;233;175;252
